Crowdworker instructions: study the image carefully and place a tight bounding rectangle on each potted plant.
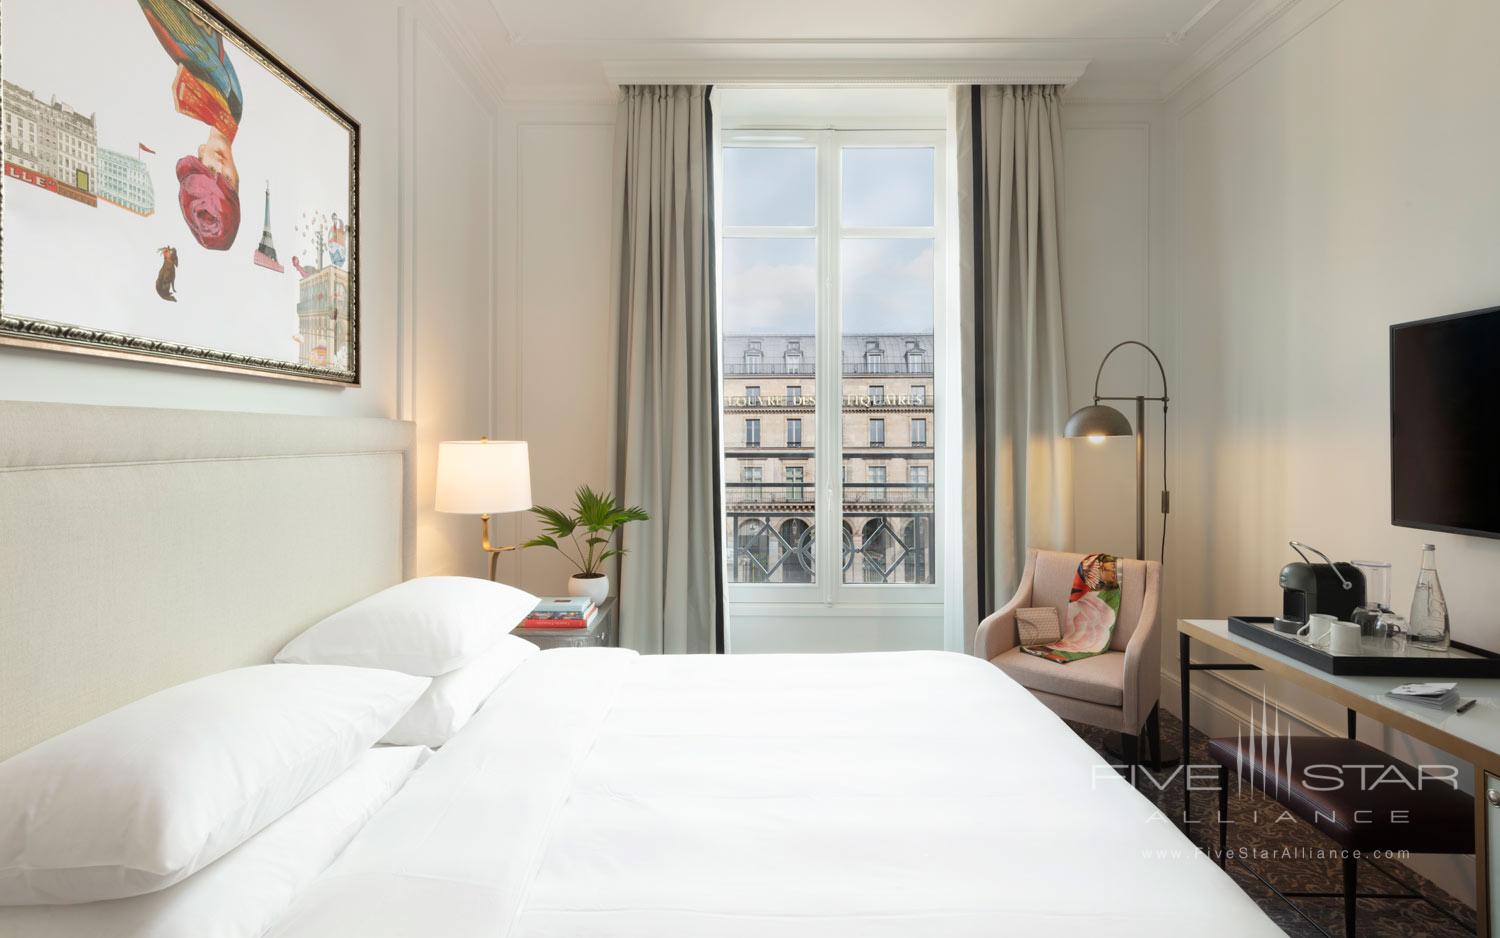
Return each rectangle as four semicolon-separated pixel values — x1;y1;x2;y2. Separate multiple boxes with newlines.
522;485;649;604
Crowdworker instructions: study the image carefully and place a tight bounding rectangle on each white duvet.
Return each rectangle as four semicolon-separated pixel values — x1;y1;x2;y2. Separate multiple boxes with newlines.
269;649;1278;937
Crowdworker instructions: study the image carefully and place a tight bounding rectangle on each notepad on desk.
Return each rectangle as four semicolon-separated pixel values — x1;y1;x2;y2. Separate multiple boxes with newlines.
1387;682;1460;710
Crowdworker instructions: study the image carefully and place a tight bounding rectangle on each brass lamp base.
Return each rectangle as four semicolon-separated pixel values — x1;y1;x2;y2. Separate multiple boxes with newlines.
480;513;518;581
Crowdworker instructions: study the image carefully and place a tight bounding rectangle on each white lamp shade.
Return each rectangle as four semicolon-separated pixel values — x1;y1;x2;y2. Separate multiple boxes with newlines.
434;440;532;514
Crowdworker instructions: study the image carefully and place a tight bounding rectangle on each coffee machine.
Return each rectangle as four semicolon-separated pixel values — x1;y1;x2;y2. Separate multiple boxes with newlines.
1273;541;1366;633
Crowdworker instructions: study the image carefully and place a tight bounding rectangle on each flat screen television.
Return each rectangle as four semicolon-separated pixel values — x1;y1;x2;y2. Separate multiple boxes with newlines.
1390;304;1500;539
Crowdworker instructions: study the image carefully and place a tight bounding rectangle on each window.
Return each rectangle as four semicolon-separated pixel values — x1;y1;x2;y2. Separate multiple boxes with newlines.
741;465;763;483
784;341;805;374
785;465;806;500
719;128;942;600
745;385;761;403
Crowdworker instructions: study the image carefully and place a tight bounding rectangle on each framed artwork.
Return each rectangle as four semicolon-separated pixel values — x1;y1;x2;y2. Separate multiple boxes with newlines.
0;0;360;385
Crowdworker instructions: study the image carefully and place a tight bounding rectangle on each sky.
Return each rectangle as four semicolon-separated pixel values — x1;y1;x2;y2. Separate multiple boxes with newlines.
721;146;935;335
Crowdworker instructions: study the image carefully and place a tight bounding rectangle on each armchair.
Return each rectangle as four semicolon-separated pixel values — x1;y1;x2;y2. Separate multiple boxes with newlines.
975;549;1163;764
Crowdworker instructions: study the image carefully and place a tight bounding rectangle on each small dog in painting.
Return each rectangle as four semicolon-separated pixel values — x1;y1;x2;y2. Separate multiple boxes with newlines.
155;246;179;302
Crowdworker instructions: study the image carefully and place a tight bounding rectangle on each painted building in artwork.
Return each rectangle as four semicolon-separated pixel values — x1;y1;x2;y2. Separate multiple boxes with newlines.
296;264;349;367
2;81;98;204
95;148;154;216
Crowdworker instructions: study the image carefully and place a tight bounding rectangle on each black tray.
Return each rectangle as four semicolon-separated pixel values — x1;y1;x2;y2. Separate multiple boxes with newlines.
1227;616;1500;677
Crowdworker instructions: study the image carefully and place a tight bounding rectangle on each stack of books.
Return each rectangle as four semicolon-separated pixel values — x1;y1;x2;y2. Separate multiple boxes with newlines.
519;596;598;630
1387;682;1460;710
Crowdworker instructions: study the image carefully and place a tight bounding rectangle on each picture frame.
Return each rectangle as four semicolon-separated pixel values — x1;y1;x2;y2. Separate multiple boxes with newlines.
0;0;361;385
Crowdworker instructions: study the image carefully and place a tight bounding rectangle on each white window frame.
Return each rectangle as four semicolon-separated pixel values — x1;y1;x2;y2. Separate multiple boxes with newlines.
718;125;947;609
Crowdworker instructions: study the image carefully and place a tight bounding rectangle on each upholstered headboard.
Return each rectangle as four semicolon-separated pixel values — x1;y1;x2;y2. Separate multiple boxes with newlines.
0;401;415;760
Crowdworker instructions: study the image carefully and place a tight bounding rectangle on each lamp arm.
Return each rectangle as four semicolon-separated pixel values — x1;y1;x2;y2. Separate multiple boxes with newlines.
1092;340;1170;404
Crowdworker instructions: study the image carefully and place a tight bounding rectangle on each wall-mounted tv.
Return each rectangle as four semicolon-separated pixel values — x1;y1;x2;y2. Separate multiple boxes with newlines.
1391;304;1500;539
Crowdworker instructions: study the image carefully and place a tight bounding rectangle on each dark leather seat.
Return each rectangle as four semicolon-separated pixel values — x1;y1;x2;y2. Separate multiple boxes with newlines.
1206;735;1473;854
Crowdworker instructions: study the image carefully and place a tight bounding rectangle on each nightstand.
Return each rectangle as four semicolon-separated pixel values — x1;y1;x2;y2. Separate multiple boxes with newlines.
513;596;618;650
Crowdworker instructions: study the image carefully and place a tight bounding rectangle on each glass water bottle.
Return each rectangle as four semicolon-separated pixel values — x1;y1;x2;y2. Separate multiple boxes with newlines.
1407;544;1451;651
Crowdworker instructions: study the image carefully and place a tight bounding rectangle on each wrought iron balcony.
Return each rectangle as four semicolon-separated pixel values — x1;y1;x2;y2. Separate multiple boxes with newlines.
722;361;815;376
723;509;935;585
724;481;933;508
841;357;933;376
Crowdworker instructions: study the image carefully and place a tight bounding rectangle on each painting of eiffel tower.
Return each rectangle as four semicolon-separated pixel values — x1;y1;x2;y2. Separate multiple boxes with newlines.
252;182;285;273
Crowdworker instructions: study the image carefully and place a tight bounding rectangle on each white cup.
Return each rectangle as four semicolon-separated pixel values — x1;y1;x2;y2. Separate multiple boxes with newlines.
1298;613;1336;645
1329;620;1362;656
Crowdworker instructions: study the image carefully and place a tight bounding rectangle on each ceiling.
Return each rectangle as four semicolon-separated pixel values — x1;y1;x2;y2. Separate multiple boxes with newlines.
431;0;1287;103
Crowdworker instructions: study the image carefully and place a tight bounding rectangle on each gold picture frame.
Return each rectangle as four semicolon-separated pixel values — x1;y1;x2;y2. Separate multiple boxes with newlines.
0;0;361;385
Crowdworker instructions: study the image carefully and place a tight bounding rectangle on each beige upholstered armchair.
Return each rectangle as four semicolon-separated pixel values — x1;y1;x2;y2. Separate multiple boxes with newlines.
975;549;1163;764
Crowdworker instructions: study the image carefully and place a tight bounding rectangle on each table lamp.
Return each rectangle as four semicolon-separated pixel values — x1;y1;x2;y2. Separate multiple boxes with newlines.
435;438;532;581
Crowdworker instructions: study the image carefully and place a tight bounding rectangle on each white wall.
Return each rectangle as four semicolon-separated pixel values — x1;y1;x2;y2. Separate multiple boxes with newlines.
491;102;617;596
1168;0;1500;903
0;0;501;578
1061;102;1174;562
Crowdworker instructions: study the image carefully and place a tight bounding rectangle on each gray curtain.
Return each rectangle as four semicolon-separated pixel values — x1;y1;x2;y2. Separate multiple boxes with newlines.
956;85;1073;650
612;85;723;654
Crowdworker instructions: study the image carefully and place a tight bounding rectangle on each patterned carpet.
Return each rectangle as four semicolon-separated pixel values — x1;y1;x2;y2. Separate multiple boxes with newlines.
1067;712;1477;937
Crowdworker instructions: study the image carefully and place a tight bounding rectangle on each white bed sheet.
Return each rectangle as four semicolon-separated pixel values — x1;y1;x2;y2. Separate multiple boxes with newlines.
268;649;1279;937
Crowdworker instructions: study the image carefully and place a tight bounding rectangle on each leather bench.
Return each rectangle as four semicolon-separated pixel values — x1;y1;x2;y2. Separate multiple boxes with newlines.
1207;735;1473;935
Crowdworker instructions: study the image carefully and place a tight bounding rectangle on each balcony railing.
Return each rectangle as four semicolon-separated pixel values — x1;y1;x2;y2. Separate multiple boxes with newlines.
723;510;935;584
724;482;933;507
842;357;932;376
722;362;814;376
722;358;932;377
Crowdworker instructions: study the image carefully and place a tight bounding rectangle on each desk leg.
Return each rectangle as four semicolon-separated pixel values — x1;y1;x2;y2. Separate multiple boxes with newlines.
1347;708;1356;740
1479;765;1492;938
1180;631;1191;827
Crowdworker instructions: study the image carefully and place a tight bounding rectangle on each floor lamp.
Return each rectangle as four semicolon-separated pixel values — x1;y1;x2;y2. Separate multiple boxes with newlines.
1062;340;1170;562
1064;340;1175;768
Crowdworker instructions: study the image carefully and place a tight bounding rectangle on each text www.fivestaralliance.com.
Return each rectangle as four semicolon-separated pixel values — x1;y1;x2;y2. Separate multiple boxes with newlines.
1142;846;1410;861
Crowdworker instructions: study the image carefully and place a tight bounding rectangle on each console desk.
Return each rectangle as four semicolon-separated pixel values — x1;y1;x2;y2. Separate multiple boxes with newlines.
1179;618;1500;936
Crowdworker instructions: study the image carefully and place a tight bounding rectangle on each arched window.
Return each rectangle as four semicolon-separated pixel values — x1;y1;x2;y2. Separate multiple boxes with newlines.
736;519;771;583
778;519;813;583
902;517;932;584
860;518;892;583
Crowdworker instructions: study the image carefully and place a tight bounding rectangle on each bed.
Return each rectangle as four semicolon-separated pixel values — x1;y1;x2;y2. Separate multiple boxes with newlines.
0;402;1280;936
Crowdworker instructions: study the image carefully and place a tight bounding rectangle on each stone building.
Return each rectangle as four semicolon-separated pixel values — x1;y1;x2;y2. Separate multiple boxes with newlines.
722;333;935;585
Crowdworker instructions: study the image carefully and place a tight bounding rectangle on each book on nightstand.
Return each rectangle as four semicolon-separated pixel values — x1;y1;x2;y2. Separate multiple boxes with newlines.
519;597;597;630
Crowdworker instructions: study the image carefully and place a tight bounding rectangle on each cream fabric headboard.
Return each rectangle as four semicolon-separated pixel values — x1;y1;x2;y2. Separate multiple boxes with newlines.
0;401;415;760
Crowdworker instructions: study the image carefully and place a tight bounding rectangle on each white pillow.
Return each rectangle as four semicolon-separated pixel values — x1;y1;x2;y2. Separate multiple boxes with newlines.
380;634;539;747
0;665;427;906
276;576;538;676
0;746;427;938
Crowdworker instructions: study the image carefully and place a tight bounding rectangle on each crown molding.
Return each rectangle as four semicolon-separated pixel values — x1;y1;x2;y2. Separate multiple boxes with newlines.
603;58;1090;88
1159;0;1324;103
413;0;511;105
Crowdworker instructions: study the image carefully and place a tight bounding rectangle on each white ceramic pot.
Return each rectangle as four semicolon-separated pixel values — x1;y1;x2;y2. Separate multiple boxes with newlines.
568;574;609;605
